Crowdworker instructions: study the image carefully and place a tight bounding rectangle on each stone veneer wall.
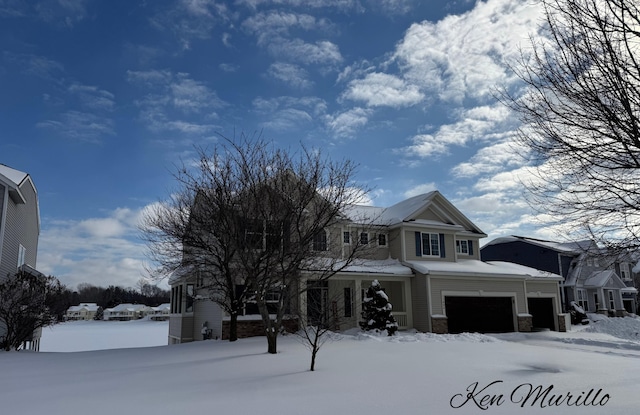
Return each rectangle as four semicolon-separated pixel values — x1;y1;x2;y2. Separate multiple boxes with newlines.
222;318;299;340
557;313;569;332
517;315;532;332
431;316;448;334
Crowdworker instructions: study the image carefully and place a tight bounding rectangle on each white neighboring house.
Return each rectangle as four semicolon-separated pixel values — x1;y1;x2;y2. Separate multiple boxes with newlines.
149;303;170;321
103;304;151;321
65;303;101;321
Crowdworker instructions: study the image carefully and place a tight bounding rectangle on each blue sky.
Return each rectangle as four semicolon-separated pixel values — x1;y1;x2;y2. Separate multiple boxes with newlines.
1;0;550;290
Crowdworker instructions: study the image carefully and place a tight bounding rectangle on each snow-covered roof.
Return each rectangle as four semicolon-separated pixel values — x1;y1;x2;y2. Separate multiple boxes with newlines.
583;270;627;289
0;164;28;187
405;259;562;280
105;303;150;312
67;303;100;312
482;235;587;254
336;258;413;276
152;303;171;312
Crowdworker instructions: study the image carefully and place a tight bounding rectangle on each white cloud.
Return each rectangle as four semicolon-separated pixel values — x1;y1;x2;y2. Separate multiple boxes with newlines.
38;207;152;290
403;182;437;198
325;107;372;138
342;72;424;108
267;62;313;89
252;96;326;131
36;110;115;142
392;0;542;103
267;38;343;66
68;83;116;112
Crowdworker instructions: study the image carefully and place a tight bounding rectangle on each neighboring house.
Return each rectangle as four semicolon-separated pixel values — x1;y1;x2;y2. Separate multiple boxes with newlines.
149;303;170;320
65;303;101;321
481;236;637;316
103;304;151;321
169;191;566;344
0;164;43;351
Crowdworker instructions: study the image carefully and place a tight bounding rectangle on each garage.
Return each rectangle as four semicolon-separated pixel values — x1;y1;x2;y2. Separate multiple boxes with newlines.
527;297;555;330
445;296;514;333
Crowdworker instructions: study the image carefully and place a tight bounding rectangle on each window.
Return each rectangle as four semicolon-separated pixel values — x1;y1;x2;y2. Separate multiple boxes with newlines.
360;232;369;245
608;290;615;311
456;240;469;254
312;230;328;251
171;285;183;314
576;289;587;310
186;284;194;313
344;287;353;317
343;231;351;245
377;233;387;247
17;244;26;268
620;263;631;281
421;233;440;257
244;219;285;251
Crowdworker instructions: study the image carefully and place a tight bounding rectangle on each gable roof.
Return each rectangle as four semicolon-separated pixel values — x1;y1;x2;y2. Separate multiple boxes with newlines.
582;270;627;289
0;164;36;204
344;191;485;235
67;303;101;312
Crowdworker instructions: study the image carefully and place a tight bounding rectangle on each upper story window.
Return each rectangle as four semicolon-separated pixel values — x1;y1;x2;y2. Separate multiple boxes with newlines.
620;262;631;281
244;219;285;251
421;233;440;257
377;233;387;247
343;231;351;245
312;230;328;251
456;240;468;254
455;239;474;256
17;244;26;269
360;232;369;245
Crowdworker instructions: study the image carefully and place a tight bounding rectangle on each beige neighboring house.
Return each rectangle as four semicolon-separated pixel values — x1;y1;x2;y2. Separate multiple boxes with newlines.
0;164;44;351
65;303;101;321
103;304;151;321
149;303;171;320
168;191;566;344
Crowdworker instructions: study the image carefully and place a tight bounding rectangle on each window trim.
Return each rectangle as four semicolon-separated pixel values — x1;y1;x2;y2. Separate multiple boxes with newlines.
343;230;351;245
576;288;587;311
360;232;369;245
421;232;440;257
17;244;26;269
608;290;615;311
377;233;387;247
456;240;469;255
312;229;328;252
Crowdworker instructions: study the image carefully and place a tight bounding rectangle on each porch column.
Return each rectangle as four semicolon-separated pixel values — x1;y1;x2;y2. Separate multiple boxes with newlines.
404;278;413;329
597;288;607;313
354;278;362;326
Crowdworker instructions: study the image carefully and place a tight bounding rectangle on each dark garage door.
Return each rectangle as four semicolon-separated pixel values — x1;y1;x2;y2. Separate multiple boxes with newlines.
445;296;514;333
527;298;555;330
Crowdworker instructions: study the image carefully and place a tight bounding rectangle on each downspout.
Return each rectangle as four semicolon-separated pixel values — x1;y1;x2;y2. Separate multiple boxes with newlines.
557;253;567;312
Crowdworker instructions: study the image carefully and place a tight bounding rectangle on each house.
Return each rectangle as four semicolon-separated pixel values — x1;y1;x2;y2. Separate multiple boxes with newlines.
149;303;170;321
0;164;44;351
168;191;566;344
481;236;638;316
103;304;151;321
65;303;102;321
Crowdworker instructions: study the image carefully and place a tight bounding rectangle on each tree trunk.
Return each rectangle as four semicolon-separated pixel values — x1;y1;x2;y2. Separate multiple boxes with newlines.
228;312;238;342
266;331;277;354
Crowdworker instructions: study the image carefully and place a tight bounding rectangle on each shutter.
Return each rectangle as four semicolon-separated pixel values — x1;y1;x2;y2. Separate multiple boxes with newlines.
468;240;474;256
439;233;446;258
415;232;422;256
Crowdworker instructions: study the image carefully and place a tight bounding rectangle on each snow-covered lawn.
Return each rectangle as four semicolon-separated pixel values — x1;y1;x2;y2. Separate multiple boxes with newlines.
2;317;640;414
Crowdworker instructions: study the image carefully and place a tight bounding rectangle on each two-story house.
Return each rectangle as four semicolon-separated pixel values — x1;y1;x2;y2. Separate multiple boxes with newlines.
168;192;566;343
0;164;43;351
481;236;637;316
65;303;102;321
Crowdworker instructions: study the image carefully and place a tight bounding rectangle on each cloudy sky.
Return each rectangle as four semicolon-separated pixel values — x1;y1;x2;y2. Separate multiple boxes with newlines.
1;0;552;290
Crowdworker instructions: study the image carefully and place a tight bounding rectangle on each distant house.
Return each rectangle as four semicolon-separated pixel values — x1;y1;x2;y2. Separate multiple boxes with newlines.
149;303;170;321
168;191;566;344
65;303;102;321
0;164;44;351
481;236;638;316
103;304;151;321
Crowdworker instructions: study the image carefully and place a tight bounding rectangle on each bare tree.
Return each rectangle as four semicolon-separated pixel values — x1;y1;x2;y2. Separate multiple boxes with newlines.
141;134;373;351
501;0;640;252
0;270;65;351
296;282;344;371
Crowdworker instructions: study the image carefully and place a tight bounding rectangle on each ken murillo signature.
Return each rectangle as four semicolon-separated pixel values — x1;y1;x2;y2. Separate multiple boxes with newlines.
449;380;610;410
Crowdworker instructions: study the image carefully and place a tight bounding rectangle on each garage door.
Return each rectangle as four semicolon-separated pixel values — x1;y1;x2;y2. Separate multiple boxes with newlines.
527;298;555;330
445;296;514;334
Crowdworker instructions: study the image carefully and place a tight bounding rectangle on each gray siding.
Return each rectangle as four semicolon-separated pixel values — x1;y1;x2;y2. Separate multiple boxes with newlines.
429;277;526;315
192;299;223;340
410;274;429;331
0;178;39;280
